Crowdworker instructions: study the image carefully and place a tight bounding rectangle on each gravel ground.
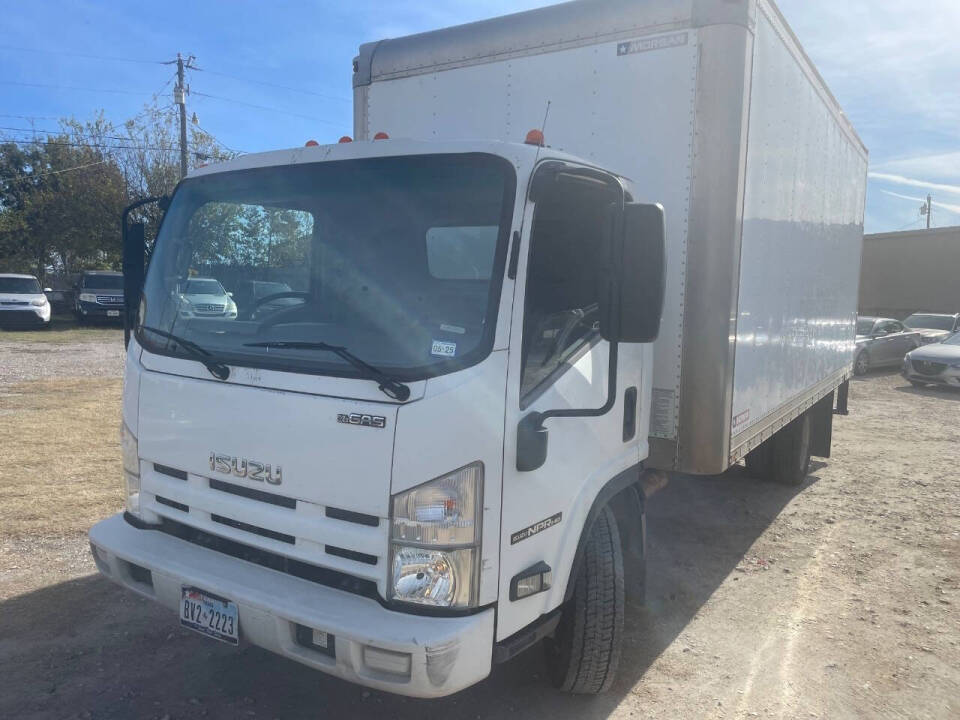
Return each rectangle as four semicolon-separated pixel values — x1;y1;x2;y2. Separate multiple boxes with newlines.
0;332;124;385
0;336;957;719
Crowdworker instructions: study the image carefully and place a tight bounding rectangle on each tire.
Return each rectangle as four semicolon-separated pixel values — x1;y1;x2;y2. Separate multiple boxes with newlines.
744;439;774;479
544;505;624;695
770;412;811;486
854;351;869;376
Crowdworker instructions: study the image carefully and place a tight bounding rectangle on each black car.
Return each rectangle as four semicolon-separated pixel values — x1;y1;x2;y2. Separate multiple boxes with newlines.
74;271;125;323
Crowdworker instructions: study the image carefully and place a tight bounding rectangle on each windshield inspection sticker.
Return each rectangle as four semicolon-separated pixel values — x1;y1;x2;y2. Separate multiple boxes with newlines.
431;340;457;357
511;513;562;545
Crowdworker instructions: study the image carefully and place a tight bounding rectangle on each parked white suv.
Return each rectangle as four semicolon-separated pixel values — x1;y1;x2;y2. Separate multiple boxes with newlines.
0;273;51;329
175;278;237;319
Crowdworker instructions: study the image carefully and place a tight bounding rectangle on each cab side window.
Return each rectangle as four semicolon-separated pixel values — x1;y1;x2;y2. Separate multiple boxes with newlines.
520;174;618;400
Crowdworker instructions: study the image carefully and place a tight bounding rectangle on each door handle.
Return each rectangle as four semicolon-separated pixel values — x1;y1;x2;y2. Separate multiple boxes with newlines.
623;386;638;442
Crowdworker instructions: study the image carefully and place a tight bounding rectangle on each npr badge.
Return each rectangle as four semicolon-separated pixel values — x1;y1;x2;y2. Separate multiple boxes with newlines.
511;513;562;545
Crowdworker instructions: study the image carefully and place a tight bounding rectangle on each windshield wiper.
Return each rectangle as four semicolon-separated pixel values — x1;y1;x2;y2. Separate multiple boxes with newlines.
244;340;411;401
140;326;231;380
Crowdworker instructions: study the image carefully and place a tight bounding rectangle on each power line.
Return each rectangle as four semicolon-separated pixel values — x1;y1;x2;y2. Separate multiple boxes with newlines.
192;91;342;126
196;66;349;103
0;79;157;96
0;113;62;121
0;159;108;184
1;135;195;153
0;44;165;65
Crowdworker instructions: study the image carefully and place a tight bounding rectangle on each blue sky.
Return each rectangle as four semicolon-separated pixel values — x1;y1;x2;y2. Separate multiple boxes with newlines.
2;0;958;234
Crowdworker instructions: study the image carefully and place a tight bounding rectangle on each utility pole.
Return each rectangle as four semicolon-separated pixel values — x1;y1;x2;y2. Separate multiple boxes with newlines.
173;54;195;180
919;194;933;229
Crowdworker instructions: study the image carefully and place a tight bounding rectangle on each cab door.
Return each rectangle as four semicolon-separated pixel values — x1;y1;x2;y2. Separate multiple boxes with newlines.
496;165;645;641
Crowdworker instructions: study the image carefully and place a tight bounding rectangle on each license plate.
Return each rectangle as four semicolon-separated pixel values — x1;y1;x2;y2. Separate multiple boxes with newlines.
107;310;120;317
180;587;239;645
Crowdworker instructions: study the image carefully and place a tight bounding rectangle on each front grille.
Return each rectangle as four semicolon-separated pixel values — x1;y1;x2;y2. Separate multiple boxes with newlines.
211;514;295;544
210;478;296;509
156;495;189;512
155;463;188;481
912;360;947;376
96;295;124;305
157;517;381;601
325;545;378;566
0;300;29;306
0;310;44;325
325;506;380;528
193;303;225;313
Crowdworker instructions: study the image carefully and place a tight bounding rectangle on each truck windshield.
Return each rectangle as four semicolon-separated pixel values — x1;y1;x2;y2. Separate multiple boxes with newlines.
139;153;515;381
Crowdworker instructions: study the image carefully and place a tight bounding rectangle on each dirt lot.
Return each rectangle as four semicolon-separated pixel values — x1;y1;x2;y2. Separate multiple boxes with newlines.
1;329;957;720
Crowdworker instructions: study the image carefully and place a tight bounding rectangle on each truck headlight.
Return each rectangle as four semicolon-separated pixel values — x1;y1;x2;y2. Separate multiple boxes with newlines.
121;422;141;515
79;292;97;303
389;462;482;609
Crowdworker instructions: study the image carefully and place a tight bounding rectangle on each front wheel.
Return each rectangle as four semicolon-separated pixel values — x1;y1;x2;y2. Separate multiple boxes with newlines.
854;351;869;376
544;505;624;695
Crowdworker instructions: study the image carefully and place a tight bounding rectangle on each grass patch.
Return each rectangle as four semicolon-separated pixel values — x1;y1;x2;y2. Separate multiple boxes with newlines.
0;377;123;538
0;315;122;344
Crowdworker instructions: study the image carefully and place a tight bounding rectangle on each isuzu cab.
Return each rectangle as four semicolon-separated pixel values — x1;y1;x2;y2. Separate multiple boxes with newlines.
89;0;867;697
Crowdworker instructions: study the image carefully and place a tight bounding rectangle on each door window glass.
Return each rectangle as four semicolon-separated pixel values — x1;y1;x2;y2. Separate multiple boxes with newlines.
520;172;619;399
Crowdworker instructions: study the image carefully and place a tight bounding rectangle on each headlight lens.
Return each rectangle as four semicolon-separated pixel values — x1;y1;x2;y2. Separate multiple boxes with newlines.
389;462;482;609
121;422;141;515
31;297;48;307
79;292;96;302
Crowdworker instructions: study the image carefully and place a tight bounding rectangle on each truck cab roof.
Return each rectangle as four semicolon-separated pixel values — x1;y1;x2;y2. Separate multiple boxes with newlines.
190;138;634;188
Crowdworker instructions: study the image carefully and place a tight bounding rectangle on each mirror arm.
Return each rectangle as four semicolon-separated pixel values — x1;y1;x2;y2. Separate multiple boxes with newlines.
528;340;619;430
121;195;167;347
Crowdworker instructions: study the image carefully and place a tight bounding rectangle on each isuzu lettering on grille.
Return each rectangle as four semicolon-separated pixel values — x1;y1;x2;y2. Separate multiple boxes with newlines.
209;452;282;485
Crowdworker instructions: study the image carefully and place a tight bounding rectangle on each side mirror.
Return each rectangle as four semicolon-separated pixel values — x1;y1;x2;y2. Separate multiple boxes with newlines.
517;412;549;472
227;291;234;297
600;203;666;344
123;222;146;347
43;287;52;293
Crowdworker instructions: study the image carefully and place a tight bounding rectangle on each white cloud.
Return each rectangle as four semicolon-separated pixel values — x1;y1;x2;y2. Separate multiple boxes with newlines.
873;152;960;183
879;189;960;217
869;172;960;197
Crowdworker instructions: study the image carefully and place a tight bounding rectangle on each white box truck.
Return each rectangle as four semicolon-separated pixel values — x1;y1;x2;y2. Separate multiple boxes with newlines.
90;0;867;698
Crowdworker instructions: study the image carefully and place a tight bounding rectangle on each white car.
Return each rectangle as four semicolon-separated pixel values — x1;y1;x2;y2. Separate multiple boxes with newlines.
175;278;237;319
902;332;960;388
903;313;960;345
0;273;52;329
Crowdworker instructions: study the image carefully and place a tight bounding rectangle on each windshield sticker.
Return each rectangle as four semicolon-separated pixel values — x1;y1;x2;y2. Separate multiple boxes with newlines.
431;340;457;357
440;323;466;335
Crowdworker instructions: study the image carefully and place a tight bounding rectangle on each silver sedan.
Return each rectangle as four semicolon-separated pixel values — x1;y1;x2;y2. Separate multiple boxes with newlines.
902;332;960;388
855;316;922;375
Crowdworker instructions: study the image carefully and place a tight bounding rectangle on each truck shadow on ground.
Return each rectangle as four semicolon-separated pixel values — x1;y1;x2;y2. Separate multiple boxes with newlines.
0;471;812;720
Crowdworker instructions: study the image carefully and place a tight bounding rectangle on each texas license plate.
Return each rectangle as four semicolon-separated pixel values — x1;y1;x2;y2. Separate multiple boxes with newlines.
180;587;239;645
107;310;120;317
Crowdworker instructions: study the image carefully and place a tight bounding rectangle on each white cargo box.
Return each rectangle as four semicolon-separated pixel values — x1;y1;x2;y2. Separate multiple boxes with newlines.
354;0;867;474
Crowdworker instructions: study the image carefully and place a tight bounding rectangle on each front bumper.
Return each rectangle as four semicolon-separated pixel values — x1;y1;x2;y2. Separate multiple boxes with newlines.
0;306;50;326
76;300;124;319
902;361;960;387
89;513;494;697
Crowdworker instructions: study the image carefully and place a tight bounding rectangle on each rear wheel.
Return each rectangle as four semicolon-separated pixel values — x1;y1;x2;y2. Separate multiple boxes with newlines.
854;351;869;376
770;412;811;486
544;505;624;695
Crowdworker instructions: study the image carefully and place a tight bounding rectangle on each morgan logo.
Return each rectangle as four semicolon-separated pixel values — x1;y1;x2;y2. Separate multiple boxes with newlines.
209;452;282;485
510;513;562;545
337;413;387;429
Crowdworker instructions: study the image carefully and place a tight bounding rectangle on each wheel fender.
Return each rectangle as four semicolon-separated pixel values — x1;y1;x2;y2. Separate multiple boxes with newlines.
560;464;646;605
